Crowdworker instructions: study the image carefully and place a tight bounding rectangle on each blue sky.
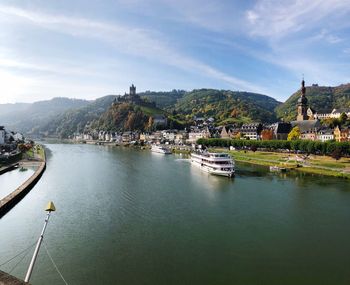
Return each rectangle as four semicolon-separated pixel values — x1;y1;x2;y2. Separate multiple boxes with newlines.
0;0;349;104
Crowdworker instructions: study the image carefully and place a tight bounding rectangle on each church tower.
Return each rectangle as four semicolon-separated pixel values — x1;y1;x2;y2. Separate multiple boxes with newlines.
296;79;308;121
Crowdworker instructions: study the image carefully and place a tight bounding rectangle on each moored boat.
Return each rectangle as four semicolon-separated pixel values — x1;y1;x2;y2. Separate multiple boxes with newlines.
151;145;172;154
269;165;287;172
191;151;235;177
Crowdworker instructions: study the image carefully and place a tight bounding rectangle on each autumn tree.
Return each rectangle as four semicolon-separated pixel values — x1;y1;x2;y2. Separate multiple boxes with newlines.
261;129;274;140
287;126;300;141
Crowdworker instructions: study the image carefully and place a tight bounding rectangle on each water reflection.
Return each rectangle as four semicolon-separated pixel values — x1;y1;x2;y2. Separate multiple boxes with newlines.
0;167;36;199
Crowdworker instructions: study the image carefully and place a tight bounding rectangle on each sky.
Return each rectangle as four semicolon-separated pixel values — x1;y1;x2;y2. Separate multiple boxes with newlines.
0;0;350;104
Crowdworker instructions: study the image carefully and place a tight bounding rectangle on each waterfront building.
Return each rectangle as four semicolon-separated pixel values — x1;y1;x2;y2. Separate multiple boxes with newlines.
267;122;292;140
334;126;350;142
300;129;317;141
240;123;262;140
220;126;231;139
187;127;210;144
175;131;187;145
317;128;334;142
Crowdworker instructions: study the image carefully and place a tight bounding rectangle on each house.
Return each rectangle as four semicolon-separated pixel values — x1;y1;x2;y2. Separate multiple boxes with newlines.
300;129;317;141
162;130;177;142
122;132;133;143
329;108;350;119
317;128;334;142
307;107;317;120
334;126;349;142
291;119;321;134
220;126;231;139
240;123;263;140
187;127;210;144
175;131;187;145
272;122;292;140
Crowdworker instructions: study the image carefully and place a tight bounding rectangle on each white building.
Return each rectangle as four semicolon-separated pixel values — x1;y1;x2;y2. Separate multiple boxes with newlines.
317;129;334;142
13;132;24;142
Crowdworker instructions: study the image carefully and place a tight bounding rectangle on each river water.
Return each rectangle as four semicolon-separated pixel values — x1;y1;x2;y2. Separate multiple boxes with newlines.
0;144;349;285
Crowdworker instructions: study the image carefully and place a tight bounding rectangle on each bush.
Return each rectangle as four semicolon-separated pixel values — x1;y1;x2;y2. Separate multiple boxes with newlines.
196;138;350;156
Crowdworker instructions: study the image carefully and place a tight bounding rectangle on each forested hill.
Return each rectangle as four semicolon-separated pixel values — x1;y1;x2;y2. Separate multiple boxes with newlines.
169;89;280;125
0;97;89;133
1;88;281;137
276;83;350;121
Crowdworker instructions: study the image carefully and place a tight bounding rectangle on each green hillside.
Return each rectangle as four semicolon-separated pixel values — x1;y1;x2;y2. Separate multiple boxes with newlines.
276;83;350;121
139;90;185;108
169;89;280;124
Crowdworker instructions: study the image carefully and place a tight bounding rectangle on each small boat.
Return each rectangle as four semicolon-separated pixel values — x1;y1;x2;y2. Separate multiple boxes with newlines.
269;165;287;172
151;145;172;154
191;151;235;177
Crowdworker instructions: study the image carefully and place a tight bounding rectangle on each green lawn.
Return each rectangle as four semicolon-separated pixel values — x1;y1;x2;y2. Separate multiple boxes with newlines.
211;148;350;179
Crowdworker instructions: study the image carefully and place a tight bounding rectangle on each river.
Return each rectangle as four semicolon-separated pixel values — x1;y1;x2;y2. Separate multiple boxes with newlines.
0;144;349;285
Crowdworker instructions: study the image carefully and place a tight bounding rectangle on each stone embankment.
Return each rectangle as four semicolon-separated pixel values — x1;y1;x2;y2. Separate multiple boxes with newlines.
0;163;19;175
0;151;46;218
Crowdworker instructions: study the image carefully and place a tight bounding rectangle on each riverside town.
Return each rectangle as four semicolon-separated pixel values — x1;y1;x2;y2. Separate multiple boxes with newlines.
1;2;350;285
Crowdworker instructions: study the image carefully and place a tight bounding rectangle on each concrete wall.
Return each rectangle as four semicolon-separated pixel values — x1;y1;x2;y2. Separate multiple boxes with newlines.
0;160;46;218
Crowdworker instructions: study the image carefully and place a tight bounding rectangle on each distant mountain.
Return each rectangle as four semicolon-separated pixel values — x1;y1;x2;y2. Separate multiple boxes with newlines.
169;89;280;125
37;95;117;137
0;97;89;133
276;83;350;121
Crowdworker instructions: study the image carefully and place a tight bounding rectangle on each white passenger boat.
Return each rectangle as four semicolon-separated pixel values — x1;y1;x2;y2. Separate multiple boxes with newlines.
151;145;172;154
191;152;235;177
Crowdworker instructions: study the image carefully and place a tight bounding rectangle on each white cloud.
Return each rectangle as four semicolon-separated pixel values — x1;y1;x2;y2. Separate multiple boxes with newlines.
0;4;268;101
245;0;350;39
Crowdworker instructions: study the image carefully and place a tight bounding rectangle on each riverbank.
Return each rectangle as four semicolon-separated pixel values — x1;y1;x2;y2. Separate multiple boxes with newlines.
0;145;46;218
221;149;350;179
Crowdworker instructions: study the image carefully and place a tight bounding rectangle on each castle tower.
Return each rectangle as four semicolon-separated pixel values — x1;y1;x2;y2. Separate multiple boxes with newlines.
130;84;136;96
296;79;308;121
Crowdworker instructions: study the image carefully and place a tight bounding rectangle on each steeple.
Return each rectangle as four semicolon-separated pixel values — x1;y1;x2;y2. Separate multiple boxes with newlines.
296;78;308;121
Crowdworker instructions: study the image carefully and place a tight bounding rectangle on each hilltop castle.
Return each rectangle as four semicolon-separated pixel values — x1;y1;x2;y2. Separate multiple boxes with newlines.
113;84;157;109
115;84;142;104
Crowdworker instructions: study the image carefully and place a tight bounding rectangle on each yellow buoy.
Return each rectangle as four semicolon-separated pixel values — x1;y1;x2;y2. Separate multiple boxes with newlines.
45;201;56;212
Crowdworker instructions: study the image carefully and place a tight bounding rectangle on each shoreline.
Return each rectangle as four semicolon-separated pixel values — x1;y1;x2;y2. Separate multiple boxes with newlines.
224;149;350;179
0;145;46;218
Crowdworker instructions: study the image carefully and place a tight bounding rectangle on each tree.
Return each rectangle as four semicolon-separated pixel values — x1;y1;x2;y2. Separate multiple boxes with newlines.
287;126;300;141
340;112;348;124
331;147;342;160
147;117;154;131
261;129;273;140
